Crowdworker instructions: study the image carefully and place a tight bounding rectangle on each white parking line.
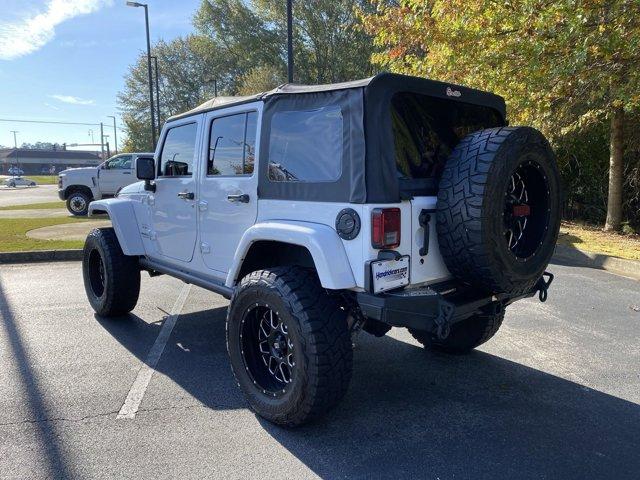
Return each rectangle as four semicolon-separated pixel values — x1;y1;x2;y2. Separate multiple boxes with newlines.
117;284;191;420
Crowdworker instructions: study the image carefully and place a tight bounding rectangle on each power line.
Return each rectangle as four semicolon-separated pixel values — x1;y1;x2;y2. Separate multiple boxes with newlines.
0;118;100;127
0;117;127;134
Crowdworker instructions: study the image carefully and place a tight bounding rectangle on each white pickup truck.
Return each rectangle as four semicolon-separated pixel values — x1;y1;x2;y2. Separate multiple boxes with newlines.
58;153;153;215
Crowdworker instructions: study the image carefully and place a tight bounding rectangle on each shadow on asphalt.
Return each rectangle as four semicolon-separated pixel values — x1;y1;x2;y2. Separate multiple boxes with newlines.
0;280;73;478
92;304;640;479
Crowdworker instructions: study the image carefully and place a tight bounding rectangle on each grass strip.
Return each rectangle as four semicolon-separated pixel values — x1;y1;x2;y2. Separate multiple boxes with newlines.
558;221;640;260
0;201;65;211
0;217;88;252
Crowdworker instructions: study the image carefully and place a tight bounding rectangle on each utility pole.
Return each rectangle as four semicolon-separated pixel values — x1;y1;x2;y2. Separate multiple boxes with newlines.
100;122;105;159
287;0;294;83
107;116;118;154
10;130;19;173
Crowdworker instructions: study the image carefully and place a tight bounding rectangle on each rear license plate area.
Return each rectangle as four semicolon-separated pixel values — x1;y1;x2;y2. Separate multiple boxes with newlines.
371;256;410;293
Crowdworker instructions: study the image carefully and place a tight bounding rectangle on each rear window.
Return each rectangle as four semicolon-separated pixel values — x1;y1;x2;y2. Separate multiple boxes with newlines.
268;105;343;182
391;92;503;180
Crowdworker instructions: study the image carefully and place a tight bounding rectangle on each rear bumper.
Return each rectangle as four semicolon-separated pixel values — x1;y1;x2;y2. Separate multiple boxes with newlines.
57;189;65;200
357;276;550;331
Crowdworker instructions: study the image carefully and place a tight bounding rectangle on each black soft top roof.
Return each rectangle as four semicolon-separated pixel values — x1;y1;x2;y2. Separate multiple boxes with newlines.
169;73;507;204
169;72;506;122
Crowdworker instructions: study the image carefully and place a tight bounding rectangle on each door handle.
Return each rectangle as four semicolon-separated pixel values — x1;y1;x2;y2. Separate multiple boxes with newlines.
418;209;436;256
122;171;131;175
227;193;249;203
177;191;195;200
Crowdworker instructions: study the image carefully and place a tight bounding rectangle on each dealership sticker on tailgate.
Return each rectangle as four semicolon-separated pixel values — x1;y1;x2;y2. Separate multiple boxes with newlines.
371;256;410;293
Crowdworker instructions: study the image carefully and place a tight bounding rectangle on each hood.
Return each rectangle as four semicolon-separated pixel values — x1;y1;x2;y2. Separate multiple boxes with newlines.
59;166;98;175
117;181;146;196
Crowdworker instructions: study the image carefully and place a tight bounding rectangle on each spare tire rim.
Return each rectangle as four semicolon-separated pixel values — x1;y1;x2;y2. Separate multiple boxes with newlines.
240;304;294;396
503;161;550;259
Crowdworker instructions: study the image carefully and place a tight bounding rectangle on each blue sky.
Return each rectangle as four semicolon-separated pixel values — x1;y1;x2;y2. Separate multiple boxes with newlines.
0;0;201;150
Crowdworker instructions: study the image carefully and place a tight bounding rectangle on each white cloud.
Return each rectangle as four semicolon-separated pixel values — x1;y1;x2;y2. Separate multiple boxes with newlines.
0;0;112;60
50;94;94;105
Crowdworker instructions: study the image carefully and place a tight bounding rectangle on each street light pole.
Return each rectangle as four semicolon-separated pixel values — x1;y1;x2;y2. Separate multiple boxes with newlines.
107;116;118;154
151;55;161;138
287;0;294;83
100;122;105;159
127;1;156;150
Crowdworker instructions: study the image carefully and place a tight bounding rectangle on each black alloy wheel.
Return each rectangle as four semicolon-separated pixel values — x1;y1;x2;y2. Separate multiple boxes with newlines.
87;248;106;298
503;161;550;260
241;304;295;395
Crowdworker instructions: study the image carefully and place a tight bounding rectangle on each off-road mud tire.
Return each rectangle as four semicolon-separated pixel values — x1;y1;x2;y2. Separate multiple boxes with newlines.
409;310;505;354
437;127;561;295
82;227;140;316
226;266;353;426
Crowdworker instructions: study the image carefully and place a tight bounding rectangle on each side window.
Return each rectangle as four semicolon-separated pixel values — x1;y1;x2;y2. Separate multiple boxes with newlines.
159;123;198;177
208;112;257;176
105;155;132;169
268;105;343;182
120;156;132;169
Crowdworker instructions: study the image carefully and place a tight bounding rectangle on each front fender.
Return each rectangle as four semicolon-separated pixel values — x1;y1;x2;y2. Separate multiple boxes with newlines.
88;198;144;256
227;221;357;290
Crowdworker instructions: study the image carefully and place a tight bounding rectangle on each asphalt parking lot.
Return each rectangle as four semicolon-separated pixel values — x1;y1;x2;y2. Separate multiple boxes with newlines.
1;260;639;479
0;184;59;207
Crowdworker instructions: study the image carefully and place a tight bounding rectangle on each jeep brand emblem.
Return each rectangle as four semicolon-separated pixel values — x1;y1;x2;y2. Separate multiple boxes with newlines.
446;87;461;97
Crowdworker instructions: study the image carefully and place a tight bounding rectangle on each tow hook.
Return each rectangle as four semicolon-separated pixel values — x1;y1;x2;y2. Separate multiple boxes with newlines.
535;271;554;302
434;300;455;340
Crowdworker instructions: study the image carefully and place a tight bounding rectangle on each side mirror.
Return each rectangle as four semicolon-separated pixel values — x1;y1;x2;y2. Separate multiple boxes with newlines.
136;156;156;192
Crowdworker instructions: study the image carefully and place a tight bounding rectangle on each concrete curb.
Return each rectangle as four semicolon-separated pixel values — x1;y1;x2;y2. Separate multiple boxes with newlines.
0;249;82;264
552;244;640;281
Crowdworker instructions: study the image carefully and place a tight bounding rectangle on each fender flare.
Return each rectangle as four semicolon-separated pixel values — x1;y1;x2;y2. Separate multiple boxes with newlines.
63;184;97;201
88;199;145;256
226;220;357;290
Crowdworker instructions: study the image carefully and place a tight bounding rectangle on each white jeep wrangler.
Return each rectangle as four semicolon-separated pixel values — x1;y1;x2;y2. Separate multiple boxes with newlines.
58;152;153;215
81;73;560;426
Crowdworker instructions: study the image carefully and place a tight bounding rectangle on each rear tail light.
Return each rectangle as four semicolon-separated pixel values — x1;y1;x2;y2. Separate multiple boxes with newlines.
371;208;401;249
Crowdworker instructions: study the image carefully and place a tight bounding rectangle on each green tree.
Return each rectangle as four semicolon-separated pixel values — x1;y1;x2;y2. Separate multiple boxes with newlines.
249;0;377;83
237;65;286;95
361;0;640;230
118;36;223;151
120;0;377;152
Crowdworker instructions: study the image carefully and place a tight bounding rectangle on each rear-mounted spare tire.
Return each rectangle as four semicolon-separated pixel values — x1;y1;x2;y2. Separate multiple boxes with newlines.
436;127;561;295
